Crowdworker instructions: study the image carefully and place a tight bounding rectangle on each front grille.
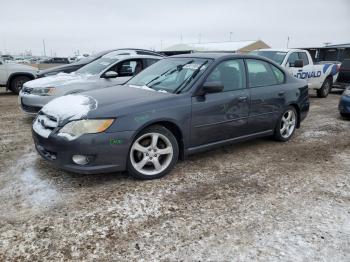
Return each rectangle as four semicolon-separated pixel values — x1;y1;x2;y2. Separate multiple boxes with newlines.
21;102;41;113
36;144;57;161
33;112;59;138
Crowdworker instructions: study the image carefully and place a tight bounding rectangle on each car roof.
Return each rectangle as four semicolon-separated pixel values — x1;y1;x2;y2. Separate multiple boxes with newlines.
257;48;306;53
169;52;273;61
98;49;165;58
102;53;164;60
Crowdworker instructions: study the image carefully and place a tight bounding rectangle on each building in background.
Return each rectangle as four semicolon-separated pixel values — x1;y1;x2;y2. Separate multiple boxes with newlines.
300;43;350;63
161;40;270;56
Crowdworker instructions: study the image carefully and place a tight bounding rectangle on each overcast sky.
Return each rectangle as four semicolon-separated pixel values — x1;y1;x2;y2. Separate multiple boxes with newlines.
1;0;349;56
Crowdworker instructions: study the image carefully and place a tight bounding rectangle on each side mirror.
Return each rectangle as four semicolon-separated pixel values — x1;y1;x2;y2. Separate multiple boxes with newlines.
202;81;224;94
291;59;304;68
103;71;118;79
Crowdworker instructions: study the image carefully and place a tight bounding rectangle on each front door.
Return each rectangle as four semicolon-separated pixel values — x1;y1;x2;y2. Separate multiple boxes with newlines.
191;59;250;147
286;51;313;87
101;59;145;87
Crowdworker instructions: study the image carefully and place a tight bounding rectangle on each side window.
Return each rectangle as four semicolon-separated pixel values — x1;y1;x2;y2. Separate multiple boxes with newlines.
287;52;299;67
270;65;285;84
246;59;278;87
298;52;309;66
206;59;245;91
117;59;143;77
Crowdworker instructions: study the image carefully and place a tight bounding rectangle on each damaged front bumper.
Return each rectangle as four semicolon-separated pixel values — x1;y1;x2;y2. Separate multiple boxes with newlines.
32;128;134;174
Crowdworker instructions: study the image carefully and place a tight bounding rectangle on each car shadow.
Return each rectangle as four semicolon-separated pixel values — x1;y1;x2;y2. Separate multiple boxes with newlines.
0;91;16;96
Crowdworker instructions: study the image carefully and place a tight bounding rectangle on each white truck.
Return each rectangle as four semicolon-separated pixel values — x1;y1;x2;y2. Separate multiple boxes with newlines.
0;59;38;94
252;49;340;98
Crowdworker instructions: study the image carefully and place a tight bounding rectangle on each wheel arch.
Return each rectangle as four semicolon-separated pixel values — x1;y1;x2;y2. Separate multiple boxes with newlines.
132;119;185;160
6;72;36;90
288;103;301;128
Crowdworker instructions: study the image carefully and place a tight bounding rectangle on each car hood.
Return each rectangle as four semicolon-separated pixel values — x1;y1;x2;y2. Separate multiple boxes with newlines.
24;72;97;88
7;62;38;72
38;64;79;75
40;85;174;125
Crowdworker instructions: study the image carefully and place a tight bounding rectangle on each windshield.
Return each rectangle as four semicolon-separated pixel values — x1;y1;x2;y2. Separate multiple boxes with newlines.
127;58;210;93
73;54;100;65
75;57;118;75
251;51;287;65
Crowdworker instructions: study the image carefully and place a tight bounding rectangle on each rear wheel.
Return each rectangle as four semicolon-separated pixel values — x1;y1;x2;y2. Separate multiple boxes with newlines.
10;75;31;94
274;106;297;142
127;125;179;180
317;78;332;98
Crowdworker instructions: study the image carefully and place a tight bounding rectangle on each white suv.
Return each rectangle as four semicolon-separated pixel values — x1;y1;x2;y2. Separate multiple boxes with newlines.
0;60;38;94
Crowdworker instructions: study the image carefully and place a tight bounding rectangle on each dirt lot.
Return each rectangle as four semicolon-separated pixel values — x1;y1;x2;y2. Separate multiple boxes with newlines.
0;88;349;261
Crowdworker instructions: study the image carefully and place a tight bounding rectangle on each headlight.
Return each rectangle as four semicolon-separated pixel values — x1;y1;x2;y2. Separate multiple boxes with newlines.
57;119;114;140
31;87;56;96
343;89;350;97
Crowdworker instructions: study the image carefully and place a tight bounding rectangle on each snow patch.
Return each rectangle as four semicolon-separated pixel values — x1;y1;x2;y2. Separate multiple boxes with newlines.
33;119;51;138
129;84;155;91
129;84;168;93
301;130;328;138
41;94;98;123
24;72;93;88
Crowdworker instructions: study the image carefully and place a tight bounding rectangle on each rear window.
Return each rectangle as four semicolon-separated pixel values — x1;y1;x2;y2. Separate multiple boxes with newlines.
246;59;278;87
270;65;285;84
251;51;287;65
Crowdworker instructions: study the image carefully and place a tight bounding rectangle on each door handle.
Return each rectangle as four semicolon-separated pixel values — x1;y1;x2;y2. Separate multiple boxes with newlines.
238;96;248;102
278;91;285;96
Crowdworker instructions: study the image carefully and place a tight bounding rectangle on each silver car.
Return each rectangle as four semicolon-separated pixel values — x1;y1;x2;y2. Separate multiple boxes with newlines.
19;50;163;113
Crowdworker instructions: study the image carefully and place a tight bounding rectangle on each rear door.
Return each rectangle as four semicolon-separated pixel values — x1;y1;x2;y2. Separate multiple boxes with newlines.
191;59;250;147
246;59;286;133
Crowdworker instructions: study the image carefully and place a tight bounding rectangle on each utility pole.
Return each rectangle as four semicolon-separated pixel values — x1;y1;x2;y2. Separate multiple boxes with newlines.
230;32;233;41
160;40;163;50
198;33;202;44
286;36;290;48
43;39;46;57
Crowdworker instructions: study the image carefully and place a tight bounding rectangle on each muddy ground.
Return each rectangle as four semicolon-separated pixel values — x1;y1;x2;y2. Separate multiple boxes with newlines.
0;88;349;261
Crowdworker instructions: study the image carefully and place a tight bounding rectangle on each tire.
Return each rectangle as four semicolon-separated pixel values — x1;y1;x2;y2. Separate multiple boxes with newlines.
10;75;31;94
340;113;350;118
127;125;179;180
274;106;298;142
316;78;332;98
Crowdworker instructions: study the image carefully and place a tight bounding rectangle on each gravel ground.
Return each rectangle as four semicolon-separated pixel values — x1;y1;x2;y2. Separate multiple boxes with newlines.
0;88;349;261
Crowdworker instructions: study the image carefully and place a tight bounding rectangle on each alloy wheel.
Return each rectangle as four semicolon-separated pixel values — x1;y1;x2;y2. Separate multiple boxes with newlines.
280;110;296;139
130;132;174;176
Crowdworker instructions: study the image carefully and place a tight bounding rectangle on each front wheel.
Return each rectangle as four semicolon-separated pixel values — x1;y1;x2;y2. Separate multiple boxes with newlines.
317;78;332;98
127;125;179;180
10;75;31;94
274;107;298;142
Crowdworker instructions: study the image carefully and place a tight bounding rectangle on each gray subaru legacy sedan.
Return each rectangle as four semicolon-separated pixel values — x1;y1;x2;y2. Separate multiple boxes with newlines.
32;53;309;179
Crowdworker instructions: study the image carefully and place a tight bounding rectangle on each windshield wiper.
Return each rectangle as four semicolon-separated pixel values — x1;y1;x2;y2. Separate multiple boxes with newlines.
173;60;208;94
146;60;195;89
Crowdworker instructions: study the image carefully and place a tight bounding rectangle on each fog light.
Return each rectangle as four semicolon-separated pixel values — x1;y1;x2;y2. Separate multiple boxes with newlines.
72;155;90;165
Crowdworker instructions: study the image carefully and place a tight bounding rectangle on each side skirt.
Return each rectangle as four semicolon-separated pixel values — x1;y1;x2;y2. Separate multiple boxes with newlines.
185;130;274;156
